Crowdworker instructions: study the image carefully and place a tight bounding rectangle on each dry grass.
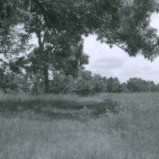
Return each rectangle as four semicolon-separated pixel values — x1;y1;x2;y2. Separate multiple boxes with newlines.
0;117;123;159
0;92;159;159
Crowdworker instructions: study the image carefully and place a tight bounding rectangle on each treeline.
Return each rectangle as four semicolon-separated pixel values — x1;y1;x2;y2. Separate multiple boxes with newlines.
49;70;159;95
0;69;159;95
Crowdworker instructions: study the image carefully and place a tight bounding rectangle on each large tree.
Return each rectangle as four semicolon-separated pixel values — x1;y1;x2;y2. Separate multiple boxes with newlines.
22;2;89;93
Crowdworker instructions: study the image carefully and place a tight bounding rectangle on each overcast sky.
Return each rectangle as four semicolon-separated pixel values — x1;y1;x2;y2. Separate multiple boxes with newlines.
83;13;159;84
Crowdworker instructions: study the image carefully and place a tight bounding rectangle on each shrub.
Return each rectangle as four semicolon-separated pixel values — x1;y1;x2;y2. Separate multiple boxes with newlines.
93;99;121;116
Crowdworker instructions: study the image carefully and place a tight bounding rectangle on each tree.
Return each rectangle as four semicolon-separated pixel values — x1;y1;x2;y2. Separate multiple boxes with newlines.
19;0;89;93
127;78;150;92
0;1;31;54
0;0;16;53
107;77;121;92
148;81;159;92
24;28;88;93
49;73;75;94
90;74;105;93
74;70;93;95
88;0;159;60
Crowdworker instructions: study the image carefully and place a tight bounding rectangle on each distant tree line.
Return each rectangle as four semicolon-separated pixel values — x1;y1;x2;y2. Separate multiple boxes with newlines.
0;69;159;95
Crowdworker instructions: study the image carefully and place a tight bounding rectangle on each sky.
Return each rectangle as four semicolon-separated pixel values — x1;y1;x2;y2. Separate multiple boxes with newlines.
83;13;159;84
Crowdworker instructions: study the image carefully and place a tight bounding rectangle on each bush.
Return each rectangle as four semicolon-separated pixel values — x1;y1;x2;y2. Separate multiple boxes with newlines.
93;99;121;116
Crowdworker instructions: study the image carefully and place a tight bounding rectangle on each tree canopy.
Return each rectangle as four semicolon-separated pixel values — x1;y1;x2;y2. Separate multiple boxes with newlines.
24;0;159;59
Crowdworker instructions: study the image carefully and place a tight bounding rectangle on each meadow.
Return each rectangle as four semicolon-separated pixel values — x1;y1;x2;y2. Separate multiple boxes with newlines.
0;93;159;159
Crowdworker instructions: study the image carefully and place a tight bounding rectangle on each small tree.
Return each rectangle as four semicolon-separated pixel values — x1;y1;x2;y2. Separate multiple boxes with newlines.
107;77;121;92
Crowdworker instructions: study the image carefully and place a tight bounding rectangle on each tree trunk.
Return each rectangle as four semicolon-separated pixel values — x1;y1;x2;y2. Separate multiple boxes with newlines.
43;64;49;93
36;30;49;94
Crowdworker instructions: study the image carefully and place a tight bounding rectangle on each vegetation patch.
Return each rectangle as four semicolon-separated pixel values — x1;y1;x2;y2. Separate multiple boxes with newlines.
0;95;121;121
92;99;121;116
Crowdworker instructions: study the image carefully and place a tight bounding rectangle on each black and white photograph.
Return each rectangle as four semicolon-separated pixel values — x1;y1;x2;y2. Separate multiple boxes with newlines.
0;0;159;158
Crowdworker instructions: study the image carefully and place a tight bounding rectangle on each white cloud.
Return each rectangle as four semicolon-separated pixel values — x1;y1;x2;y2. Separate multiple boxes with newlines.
83;13;159;84
150;13;159;32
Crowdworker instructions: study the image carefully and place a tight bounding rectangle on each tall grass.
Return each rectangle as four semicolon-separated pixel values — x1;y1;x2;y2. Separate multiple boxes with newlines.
0;92;159;159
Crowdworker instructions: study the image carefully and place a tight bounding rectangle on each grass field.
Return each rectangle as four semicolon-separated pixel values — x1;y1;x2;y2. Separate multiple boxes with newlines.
0;93;159;159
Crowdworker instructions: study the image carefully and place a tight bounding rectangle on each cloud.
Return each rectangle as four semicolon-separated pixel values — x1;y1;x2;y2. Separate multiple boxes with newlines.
83;30;159;84
150;13;159;32
94;58;124;69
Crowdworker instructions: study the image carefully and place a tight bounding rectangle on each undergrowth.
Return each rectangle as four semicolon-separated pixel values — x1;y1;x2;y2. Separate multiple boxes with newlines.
0;96;121;120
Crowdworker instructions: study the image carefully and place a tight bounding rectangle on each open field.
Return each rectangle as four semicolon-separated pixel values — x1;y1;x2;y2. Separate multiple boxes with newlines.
0;93;159;159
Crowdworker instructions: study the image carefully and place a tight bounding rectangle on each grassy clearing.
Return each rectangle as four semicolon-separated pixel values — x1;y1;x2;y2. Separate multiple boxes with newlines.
0;93;159;159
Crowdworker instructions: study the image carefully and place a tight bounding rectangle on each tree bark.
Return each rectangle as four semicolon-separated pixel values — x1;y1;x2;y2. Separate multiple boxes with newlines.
36;28;50;94
43;64;49;93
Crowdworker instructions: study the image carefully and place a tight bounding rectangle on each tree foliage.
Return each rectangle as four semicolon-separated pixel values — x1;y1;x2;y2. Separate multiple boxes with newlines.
88;0;159;59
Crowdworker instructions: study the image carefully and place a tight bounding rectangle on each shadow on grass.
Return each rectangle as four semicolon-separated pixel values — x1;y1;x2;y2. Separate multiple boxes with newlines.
0;98;121;121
